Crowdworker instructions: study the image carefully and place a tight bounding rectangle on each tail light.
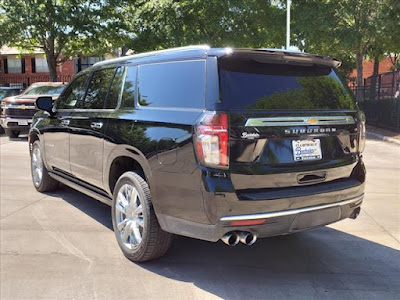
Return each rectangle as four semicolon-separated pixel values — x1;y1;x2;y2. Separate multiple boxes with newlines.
194;112;229;169
358;111;366;153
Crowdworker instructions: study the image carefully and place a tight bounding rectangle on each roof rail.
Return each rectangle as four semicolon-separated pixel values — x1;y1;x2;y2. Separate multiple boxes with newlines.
94;45;211;67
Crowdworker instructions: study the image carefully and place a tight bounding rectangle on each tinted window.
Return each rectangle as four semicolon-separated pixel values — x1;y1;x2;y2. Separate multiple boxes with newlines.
24;85;65;96
105;67;124;109
84;68;116;109
219;61;356;110
56;74;90;109
120;66;137;109
138;60;205;108
0;89;20;101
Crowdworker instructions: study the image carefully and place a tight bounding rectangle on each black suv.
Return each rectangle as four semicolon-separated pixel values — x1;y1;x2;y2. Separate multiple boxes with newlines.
30;46;366;262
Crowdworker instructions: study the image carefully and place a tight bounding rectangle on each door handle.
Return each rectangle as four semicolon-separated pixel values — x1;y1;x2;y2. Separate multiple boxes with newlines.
61;119;70;126
90;122;103;129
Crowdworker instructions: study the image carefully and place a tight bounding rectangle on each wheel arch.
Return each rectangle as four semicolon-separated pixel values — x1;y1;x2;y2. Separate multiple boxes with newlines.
28;128;43;155
104;145;154;197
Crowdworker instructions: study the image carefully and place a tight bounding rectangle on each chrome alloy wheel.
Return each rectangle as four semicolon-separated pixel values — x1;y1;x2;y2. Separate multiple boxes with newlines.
115;184;144;249
31;145;43;187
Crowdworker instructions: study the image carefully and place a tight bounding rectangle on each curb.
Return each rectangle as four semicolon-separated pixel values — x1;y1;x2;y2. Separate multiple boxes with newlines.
367;132;400;146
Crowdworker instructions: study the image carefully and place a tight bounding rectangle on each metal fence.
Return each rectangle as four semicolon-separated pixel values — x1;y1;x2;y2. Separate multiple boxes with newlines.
0;74;72;89
355;71;400;130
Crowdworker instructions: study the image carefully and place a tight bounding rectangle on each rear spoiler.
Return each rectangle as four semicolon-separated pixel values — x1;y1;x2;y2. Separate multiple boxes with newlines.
221;49;341;69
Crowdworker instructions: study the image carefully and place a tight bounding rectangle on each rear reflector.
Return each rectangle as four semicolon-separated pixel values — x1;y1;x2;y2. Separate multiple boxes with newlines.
230;218;267;226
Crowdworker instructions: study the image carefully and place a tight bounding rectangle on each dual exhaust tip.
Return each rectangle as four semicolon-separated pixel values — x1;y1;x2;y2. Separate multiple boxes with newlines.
221;231;257;246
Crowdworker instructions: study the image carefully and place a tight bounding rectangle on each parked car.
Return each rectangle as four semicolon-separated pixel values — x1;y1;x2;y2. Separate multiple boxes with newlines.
30;46;366;262
0;87;23;134
0;82;65;138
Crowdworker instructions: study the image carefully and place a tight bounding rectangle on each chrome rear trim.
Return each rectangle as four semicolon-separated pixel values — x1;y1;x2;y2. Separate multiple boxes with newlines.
220;194;363;222
245;116;355;127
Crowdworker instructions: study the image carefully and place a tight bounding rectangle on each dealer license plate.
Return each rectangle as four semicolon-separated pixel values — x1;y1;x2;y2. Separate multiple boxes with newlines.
292;139;322;161
17;120;28;126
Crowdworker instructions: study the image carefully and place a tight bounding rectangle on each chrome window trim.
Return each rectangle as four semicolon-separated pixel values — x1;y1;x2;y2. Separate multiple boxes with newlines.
56;108;117;113
220;194;363;222
245;115;356;127
137;106;205;112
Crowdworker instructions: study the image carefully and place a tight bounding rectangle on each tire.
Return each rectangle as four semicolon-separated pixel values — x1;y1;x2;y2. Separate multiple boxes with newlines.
112;171;172;262
31;140;59;192
5;128;19;138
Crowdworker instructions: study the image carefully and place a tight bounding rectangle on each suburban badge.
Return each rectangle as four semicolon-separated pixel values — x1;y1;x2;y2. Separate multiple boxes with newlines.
241;132;260;139
284;128;337;134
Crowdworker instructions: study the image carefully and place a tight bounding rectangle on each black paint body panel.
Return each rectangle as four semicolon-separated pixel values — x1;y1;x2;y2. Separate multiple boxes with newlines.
29;47;366;241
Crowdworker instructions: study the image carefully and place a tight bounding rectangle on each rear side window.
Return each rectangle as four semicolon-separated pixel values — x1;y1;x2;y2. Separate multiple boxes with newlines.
57;74;90;109
218;59;356;110
84;68;116;109
120;66;137;109
138;60;205;108
105;67;124;109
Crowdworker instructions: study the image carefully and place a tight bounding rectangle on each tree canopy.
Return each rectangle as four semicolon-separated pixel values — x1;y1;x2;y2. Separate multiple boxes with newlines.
0;0;129;80
292;0;400;86
0;0;399;84
128;0;286;52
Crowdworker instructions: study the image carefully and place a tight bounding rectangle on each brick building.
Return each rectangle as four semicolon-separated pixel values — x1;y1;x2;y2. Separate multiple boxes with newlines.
0;46;104;88
349;56;397;84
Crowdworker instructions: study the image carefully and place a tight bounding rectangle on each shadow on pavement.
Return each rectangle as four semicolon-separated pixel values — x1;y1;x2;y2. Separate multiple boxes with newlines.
367;125;400;138
366;133;383;141
54;185;400;298
49;184;113;230
0;134;29;142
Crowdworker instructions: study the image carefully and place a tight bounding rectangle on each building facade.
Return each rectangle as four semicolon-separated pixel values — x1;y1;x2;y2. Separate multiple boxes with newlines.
0;46;104;88
349;56;397;84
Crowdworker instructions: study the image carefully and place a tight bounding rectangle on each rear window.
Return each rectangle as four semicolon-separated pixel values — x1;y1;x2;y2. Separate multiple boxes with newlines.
138;60;205;108
219;60;356;110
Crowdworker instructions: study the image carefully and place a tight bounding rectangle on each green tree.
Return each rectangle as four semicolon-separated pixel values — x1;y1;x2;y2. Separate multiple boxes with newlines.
0;0;129;81
292;0;400;88
127;0;285;52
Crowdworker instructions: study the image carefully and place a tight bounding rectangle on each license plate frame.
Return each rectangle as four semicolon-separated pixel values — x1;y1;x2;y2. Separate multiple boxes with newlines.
292;139;322;162
17;120;29;126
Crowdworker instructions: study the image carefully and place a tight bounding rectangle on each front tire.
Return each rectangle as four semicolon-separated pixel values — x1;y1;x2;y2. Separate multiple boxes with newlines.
31;141;59;192
112;171;172;262
5;128;19;138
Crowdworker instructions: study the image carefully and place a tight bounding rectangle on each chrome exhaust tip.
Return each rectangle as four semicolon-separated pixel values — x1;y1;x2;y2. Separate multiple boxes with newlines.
221;232;240;246
349;207;361;219
238;231;257;246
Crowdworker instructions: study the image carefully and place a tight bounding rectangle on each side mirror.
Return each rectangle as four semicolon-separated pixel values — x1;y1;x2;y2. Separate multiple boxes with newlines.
35;96;54;114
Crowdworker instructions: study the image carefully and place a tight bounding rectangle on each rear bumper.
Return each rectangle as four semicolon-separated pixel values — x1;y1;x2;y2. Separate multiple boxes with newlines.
0;117;32;130
157;192;364;242
155;159;366;242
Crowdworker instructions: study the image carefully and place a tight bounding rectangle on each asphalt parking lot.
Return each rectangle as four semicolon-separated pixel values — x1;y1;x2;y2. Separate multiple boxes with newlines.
0;134;399;300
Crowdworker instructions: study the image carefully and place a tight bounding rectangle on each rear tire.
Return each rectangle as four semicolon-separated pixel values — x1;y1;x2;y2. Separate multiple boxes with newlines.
31;141;59;192
112;171;172;262
5;128;19;138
